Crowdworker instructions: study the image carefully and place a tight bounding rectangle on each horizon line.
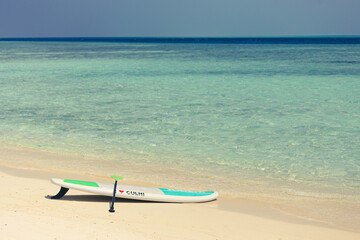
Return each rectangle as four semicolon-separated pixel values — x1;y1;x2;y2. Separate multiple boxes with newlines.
1;35;360;39
1;36;360;44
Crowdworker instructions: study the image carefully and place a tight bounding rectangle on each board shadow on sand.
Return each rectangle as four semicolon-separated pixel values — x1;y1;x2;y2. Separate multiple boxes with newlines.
44;194;176;203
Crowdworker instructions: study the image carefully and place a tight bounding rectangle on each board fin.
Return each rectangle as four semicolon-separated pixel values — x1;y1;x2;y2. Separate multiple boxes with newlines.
50;187;69;199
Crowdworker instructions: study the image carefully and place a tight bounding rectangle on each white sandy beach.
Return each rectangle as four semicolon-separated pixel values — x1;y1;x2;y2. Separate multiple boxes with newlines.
1;146;360;240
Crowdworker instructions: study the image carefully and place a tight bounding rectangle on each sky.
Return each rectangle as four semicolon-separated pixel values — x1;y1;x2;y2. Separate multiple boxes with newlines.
0;0;359;37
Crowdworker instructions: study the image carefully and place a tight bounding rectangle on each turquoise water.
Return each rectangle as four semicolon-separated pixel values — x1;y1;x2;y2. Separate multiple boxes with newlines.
0;41;359;199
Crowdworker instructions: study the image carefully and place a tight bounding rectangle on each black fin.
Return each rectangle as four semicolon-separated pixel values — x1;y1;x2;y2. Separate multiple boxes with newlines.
50;187;69;199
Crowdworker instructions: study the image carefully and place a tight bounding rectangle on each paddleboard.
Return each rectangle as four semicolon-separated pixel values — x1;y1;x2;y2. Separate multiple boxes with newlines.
51;178;218;203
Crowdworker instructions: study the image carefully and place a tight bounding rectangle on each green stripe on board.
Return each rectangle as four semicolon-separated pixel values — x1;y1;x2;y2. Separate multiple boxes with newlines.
64;179;99;187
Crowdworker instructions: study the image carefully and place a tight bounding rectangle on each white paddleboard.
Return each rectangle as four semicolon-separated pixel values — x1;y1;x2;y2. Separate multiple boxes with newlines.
51;178;218;203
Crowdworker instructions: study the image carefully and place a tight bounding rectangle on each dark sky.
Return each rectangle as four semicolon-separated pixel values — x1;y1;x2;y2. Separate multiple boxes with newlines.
0;0;359;37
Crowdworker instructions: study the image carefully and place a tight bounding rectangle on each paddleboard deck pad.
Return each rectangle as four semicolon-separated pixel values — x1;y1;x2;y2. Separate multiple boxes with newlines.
51;178;218;203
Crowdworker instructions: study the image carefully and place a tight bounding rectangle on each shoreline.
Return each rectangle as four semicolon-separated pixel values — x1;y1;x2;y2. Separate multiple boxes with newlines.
1;144;360;237
2;141;358;200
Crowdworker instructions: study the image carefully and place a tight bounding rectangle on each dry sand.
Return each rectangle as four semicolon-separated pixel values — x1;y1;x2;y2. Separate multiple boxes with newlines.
1;147;360;240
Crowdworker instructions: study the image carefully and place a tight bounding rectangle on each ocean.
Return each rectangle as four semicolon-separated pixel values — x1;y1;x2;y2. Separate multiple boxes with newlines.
0;38;359;202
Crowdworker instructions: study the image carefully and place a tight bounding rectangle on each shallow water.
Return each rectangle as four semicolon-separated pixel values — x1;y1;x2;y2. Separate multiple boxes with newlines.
0;41;359;201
